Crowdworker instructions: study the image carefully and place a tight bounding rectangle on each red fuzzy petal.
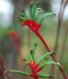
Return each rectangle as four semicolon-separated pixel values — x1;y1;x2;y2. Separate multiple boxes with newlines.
30;73;39;79
29;61;41;73
21;20;41;32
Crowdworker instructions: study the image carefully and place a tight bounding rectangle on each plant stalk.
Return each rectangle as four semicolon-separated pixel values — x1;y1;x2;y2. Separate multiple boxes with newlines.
54;0;67;53
60;27;68;62
49;0;68;78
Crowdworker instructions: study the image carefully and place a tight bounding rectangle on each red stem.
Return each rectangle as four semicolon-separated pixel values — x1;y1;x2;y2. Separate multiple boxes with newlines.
35;31;68;79
30;72;39;79
36;32;51;52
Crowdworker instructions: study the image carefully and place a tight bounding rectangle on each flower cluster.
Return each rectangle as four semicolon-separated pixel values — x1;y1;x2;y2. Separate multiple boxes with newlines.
7;44;55;79
29;61;41;79
18;1;54;52
21;20;41;32
6;1;68;79
0;0;67;79
19;1;54;33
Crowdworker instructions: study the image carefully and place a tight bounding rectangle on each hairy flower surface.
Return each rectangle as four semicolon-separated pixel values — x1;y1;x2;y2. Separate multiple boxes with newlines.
29;61;41;79
21;20;41;32
29;61;41;73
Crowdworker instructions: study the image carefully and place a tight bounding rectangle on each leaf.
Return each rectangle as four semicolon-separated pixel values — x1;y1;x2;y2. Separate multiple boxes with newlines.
19;9;28;22
35;8;43;20
36;52;55;64
30;50;34;60
30;43;37;60
25;52;33;62
32;1;40;20
30;4;33;19
8;70;29;76
39;12;56;24
38;73;54;78
21;10;27;18
39;60;57;69
18;16;26;22
24;43;37;63
24;51;34;63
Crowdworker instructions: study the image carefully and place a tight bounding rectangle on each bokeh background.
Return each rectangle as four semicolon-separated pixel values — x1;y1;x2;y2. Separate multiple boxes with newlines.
0;0;68;79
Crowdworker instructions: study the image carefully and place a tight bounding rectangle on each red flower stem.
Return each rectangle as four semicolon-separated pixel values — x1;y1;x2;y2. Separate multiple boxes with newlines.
30;72;39;79
36;32;51;52
35;31;68;79
34;76;39;79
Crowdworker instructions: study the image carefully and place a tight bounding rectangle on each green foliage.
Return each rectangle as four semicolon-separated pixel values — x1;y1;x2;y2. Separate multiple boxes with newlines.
39;12;55;24
7;70;29;76
38;73;53;78
18;1;55;25
36;52;54;64
24;43;37;62
30;43;37;60
39;60;58;69
31;1;40;20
